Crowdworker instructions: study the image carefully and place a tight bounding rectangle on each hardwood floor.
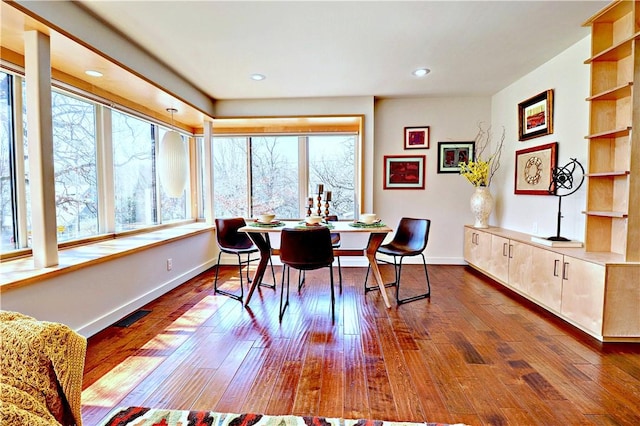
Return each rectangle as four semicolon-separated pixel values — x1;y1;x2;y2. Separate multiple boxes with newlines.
81;264;640;426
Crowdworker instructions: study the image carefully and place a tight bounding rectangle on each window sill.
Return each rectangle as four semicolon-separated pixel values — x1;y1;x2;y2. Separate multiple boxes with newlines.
0;222;215;292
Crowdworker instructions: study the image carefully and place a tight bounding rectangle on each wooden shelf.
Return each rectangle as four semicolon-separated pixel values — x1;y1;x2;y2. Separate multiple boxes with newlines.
583;210;628;218
585;126;631;139
586;171;630;177
587;82;632;101
584;33;640;63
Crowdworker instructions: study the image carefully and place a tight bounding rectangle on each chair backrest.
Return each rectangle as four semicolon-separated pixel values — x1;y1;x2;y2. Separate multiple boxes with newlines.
391;217;431;253
215;217;253;250
280;227;334;271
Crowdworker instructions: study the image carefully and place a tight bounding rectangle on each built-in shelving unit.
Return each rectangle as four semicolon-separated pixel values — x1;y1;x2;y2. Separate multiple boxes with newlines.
583;0;640;261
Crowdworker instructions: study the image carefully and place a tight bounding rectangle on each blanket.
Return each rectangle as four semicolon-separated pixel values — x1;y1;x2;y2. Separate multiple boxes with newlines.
0;310;87;426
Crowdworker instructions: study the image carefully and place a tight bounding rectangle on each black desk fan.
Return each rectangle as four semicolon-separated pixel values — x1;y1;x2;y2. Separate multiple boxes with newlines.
546;158;585;242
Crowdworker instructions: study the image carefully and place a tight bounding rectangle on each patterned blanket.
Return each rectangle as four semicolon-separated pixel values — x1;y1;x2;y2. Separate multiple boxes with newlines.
0;310;87;426
98;407;466;426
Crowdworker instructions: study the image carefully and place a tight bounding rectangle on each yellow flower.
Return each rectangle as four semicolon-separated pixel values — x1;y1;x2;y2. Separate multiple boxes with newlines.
459;159;490;187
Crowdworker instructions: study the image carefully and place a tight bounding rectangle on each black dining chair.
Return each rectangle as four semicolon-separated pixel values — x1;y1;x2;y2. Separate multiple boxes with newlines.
213;217;276;301
364;217;431;304
279;226;336;322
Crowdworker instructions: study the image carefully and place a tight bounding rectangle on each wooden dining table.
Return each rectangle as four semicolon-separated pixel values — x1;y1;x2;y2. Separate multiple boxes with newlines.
238;220;394;308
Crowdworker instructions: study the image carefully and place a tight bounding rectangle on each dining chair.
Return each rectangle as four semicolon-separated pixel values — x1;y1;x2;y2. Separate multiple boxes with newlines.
364;217;431;304
279;226;336;322
213;217;276;301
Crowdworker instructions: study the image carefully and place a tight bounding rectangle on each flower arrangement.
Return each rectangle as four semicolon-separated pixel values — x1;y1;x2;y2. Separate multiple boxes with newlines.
459;123;504;187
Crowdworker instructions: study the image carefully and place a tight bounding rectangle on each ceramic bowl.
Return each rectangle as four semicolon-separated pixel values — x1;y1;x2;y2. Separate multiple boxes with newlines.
360;213;377;224
305;215;323;225
259;213;276;223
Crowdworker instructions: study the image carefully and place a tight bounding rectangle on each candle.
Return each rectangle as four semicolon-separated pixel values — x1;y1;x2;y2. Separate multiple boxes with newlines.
316;184;324;194
325;191;332;201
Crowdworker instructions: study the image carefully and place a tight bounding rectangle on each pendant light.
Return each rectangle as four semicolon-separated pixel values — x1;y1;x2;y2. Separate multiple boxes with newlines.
158;108;188;197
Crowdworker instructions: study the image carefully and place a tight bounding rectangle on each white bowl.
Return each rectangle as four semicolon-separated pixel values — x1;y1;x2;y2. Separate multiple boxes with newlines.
259;213;276;223
305;215;323;225
360;213;377;224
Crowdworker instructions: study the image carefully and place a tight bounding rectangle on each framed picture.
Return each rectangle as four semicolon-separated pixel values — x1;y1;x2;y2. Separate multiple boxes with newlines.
437;141;475;173
383;155;425;189
404;126;430;149
518;89;554;141
514;142;558;195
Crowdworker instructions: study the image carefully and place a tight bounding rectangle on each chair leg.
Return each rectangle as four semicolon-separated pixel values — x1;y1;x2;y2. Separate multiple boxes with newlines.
213;252;244;302
298;270;306;292
336;256;343;293
329;264;335;322
259;255;277;290
279;265;291;322
364;256;397;292
395;253;431;305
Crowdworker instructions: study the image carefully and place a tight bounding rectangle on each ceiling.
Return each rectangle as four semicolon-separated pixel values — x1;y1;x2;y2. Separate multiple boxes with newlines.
1;1;609;128
75;0;609;100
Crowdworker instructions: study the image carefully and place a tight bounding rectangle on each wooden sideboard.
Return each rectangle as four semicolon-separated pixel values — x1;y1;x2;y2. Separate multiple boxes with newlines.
463;225;640;342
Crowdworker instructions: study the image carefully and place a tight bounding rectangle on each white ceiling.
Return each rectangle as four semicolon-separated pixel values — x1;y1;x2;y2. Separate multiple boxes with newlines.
76;0;608;101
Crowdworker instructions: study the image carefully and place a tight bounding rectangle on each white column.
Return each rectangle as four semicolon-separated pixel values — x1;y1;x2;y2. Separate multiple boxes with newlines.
25;30;58;267
202;120;214;224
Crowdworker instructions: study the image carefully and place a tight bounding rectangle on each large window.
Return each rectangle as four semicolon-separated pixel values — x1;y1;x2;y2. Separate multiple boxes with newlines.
52;91;98;241
1;67;193;256
213;134;356;219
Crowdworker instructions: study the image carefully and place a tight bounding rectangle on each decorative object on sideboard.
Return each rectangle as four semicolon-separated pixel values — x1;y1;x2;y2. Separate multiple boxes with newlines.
531;158;585;248
158;108;188;197
458;123;505;228
518;89;554;141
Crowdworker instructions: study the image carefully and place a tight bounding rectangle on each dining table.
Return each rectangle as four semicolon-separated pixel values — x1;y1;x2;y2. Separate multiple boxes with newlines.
238;220;394;308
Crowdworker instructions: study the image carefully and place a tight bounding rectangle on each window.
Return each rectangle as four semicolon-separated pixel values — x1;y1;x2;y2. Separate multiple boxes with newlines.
213;133;357;219
0;72;15;249
112;109;157;231
51;91;98;241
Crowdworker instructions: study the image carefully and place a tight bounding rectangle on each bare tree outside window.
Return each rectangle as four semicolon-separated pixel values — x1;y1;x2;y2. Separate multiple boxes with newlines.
0;72;15;249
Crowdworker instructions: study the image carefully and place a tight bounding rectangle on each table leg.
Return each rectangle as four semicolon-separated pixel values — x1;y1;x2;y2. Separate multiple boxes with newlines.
365;233;392;308
244;232;271;306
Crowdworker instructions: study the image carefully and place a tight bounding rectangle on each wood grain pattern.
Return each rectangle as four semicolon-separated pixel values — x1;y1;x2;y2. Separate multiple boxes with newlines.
82;265;640;426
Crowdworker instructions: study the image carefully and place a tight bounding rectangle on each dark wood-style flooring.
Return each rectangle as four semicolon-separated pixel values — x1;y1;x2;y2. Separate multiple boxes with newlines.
81;264;640;426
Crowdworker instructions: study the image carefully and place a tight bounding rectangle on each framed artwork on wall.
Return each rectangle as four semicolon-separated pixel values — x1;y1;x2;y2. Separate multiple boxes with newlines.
518;89;554;141
437;141;475;173
383;155;425;189
514;142;558;195
404;126;430;149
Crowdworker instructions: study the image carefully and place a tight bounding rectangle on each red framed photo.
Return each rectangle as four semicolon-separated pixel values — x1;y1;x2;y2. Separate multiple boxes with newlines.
404;126;429;149
383;155;426;189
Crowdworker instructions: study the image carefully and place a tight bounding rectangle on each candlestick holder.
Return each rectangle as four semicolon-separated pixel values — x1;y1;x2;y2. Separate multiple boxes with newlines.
324;200;330;217
316;193;322;216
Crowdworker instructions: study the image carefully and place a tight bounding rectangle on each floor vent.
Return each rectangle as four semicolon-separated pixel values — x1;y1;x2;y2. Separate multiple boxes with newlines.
113;309;151;328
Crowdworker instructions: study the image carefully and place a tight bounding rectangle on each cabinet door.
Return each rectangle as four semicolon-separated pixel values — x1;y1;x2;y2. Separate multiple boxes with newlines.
560;257;606;335
464;228;491;270
529;246;563;312
489;235;509;283
508;241;533;294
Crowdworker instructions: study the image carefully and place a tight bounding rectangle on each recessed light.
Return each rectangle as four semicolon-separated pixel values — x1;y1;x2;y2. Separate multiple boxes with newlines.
412;68;430;77
85;70;103;77
251;73;266;81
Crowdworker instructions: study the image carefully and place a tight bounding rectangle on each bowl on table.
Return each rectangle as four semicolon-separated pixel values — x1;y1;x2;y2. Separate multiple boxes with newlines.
259;213;276;223
359;213;377;224
305;215;323;225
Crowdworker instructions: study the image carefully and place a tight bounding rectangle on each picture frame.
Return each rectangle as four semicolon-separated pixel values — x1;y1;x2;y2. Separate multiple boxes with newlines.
437;141;475;173
404;126;430;149
383;155;426;189
514;142;558;195
518;89;554;141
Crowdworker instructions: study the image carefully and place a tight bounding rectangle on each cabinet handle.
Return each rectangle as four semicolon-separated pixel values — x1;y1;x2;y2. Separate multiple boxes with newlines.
553;259;560;277
473;233;478;245
562;262;569;280
508;244;513;259
503;242;508;257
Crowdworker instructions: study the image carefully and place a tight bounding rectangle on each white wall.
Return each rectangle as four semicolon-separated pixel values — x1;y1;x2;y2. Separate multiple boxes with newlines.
1;231;217;337
490;36;591;241
373;97;491;264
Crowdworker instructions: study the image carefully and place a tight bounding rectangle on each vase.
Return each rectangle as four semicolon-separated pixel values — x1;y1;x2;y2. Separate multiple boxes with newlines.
470;186;494;228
